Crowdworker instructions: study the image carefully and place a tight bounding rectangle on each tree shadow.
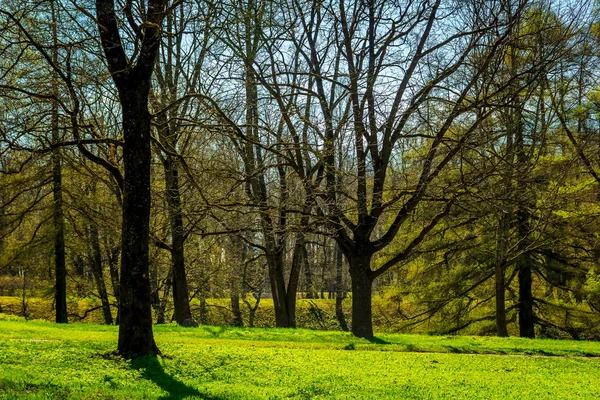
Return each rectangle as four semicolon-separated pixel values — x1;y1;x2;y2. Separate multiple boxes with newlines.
365;336;391;345
131;356;225;400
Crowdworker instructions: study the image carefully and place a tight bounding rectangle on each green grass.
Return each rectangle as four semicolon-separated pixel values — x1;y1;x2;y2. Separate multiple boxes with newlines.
0;315;599;399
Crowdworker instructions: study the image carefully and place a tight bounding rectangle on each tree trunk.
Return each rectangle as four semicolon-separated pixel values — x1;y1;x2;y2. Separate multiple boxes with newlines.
335;244;349;331
117;89;158;356
51;103;67;325
164;154;192;325
230;275;243;327
514;98;535;339
348;252;374;338
199;294;208;324
156;268;172;324
320;241;327;299
106;242;120;324
96;0;165;358
494;211;509;337
268;248;292;327
51;0;67;324
89;223;113;325
517;208;535;338
286;230;309;328
518;256;535;338
150;259;159;309
304;250;316;299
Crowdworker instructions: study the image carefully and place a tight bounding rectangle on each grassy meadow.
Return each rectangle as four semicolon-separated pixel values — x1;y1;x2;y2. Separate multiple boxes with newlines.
0;314;600;399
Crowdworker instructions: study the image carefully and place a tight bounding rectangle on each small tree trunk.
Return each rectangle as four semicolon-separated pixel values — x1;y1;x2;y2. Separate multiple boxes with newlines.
150;259;159;309
304;252;316;299
51;0;67;324
199;294;208;324
230;275;243;327
20;268;28;319
171;223;192;325
163;151;192;325
231;235;245;327
335;245;349;331
52;117;67;324
495;212;509;337
248;303;257;327
89;224;113;325
156;268;172;324
107;243;120;324
287;230;309;328
517;219;535;338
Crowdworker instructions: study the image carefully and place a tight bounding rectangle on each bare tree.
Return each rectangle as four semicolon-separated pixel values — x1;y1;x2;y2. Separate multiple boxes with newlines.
95;0;168;356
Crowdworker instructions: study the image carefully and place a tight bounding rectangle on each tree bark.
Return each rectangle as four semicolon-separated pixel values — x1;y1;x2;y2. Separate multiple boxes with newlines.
286;230;309;327
52;146;67;324
156;268;172;325
230;276;243;327
335;244;349;331
89;223;113;325
95;0;166;357
106;241;120;324
517;208;535;338
267;245;292;327
304;254;316;299
348;252;374;338
495;202;511;337
163;154;192;324
117;88;158;356
514;94;535;339
51;0;67;325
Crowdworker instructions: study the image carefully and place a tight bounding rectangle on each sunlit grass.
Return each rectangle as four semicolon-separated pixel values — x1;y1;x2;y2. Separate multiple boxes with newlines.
0;315;599;399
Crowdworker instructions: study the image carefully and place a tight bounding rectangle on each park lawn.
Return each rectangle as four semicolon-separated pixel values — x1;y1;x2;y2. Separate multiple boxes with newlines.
0;315;599;399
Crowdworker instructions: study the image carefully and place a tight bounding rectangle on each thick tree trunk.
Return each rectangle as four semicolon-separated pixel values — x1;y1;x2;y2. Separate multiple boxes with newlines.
164;155;192;325
89;223;113;325
96;0;165;357
348;252;374;338
335;245;349;331
117;89;158;357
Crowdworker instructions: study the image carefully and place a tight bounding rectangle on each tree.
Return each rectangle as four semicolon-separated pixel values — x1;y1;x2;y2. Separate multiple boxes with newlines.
95;0;168;357
247;0;534;338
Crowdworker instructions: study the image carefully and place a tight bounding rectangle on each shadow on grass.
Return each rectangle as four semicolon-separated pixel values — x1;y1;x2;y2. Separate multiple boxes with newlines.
365;336;391;345
131;356;224;400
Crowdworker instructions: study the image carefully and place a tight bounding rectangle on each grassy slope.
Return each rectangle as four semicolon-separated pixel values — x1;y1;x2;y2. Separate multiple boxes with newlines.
0;316;599;399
